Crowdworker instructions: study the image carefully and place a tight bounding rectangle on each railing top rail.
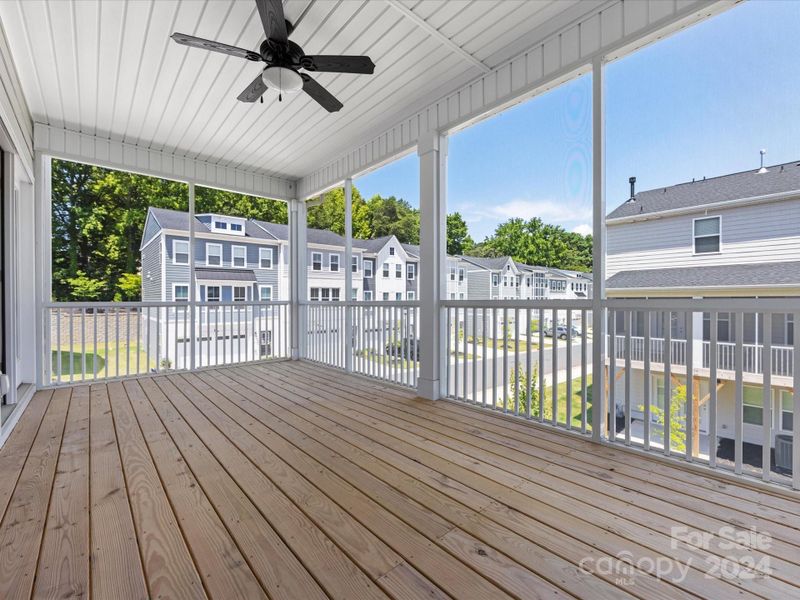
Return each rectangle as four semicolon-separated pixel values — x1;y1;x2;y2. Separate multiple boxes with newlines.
606;297;800;311
302;300;421;307
441;299;592;309
45;300;290;308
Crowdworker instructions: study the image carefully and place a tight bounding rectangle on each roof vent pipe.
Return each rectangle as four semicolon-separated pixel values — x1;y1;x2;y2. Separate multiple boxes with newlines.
628;176;636;201
758;149;768;173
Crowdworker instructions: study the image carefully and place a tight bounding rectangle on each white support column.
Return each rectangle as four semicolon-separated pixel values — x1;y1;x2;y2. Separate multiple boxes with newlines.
289;198;307;359
591;57;607;441
417;130;448;400
33;153;51;388
344;178;353;372
188;182;196;371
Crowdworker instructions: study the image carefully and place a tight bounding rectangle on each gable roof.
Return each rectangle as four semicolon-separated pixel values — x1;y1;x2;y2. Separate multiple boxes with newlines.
607;160;800;220
459;256;514;271
607;261;800;290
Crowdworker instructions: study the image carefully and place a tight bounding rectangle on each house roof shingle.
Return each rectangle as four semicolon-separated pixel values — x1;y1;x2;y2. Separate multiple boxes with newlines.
607;261;800;290
607;160;800;220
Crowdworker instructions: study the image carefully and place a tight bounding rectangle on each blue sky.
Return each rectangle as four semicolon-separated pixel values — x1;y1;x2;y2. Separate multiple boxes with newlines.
355;1;800;242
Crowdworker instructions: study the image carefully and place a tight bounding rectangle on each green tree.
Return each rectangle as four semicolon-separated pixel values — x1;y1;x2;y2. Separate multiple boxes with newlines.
641;384;686;453
446;212;474;255
365;194;420;244
508;364;541;415
115;272;142;301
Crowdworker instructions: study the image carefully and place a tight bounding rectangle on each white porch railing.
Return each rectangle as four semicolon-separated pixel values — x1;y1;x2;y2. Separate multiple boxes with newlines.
301;301;420;389
44;301;290;385
442;300;593;432
606;298;800;489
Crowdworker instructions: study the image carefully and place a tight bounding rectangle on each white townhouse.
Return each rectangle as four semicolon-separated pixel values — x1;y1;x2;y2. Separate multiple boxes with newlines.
606;160;800;461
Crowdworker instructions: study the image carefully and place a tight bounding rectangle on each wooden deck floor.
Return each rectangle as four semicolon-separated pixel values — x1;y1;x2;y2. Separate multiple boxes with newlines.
1;361;799;599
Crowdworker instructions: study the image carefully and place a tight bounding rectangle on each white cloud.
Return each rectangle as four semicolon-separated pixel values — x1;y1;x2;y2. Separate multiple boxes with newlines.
572;223;592;236
461;198;592;225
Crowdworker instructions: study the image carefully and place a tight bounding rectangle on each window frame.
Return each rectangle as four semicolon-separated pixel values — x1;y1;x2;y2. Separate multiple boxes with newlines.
214;221;228;231
259;247;274;269
351;256;359;273
310;288;320;301
172;239;190;265
389;247;395;256
407;291;415;300
173;283;189;302
206;243;222;267
395;263;402;278
382;262;390;278
693;216;721;255
329;253;340;272
233;285;247;302
231;245;247;268
743;385;764;426
382;292;389;301
259;285;273;302
206;285;221;302
458;268;465;282
312;251;323;271
492;274;499;287
364;259;373;278
780;389;793;431
407;263;415;280
364;291;373;301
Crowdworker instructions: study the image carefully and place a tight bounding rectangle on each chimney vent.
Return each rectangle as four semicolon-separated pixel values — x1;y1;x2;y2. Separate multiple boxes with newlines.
758;149;768;173
628;176;636;201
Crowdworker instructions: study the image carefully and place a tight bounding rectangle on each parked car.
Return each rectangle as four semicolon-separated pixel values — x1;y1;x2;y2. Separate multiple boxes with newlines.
544;325;581;340
385;338;419;360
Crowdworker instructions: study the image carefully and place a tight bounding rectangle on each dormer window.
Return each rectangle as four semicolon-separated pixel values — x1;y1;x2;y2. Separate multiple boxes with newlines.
694;216;721;254
230;223;242;232
214;221;227;230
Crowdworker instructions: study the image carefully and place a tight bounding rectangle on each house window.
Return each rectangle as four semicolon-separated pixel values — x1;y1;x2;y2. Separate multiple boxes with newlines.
259;286;272;302
233;286;247;302
550;279;566;292
321;288;331;302
492;274;499;287
331;289;340;302
352;256;359;272
395;292;402;301
526;277;531;287
230;223;242;232
407;263;415;280
780;390;793;431
173;240;189;265
174;284;189;302
330;254;340;272
382;262;389;277
395;264;402;278
450;293;455;299
260;247;273;269
694;216;721;254
743;385;763;426
364;260;373;278
310;288;320;301
450;267;456;281
206;243;222;266
352;288;358;300
364;291;373;301
458;268;465;282
232;246;246;268
214;221;227;230
459;293;464;300
206;286;221;302
382;292;389;301
312;252;322;271
407;291;415;300
389;247;395;256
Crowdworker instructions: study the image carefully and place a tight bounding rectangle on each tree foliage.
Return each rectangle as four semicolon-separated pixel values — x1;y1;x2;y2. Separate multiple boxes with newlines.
465;217;592;271
446;212;474;255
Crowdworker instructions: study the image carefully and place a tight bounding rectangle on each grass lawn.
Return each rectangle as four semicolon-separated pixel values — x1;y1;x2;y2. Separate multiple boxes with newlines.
356;349;417;370
501;374;593;430
51;340;153;381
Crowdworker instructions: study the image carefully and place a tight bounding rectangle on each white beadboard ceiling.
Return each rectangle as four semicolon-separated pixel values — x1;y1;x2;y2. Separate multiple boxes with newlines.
0;0;592;181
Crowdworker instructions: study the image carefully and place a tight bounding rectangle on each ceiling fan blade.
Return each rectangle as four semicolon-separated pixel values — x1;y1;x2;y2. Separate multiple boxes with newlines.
301;74;343;113
300;55;375;74
237;73;268;103
171;32;261;61
255;0;288;43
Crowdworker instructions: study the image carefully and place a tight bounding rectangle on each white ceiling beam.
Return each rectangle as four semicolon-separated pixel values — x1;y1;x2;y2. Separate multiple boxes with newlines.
385;0;491;74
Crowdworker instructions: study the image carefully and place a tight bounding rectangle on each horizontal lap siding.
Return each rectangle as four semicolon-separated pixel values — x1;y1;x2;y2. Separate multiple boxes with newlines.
298;1;731;198
607;198;800;276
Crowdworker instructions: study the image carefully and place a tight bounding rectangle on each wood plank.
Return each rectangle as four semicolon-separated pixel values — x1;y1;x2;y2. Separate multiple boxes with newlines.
89;384;149;600
137;377;334;600
152;374;387;600
198;368;642;600
0;390;53;522
0;387;70;600
250;360;776;591
180;371;521;600
107;381;206;599
122;379;268;600
33;385;90;599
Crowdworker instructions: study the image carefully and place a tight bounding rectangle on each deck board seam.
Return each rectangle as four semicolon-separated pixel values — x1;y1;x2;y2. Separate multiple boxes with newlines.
248;364;779;597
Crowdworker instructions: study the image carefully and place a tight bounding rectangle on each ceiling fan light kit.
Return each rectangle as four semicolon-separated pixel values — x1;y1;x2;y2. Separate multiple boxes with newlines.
170;0;374;112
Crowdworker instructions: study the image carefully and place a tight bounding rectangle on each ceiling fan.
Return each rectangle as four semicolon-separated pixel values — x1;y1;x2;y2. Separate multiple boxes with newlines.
171;0;374;112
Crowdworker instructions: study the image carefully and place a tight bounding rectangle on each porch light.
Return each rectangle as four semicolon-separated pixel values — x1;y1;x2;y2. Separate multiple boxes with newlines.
262;66;303;96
